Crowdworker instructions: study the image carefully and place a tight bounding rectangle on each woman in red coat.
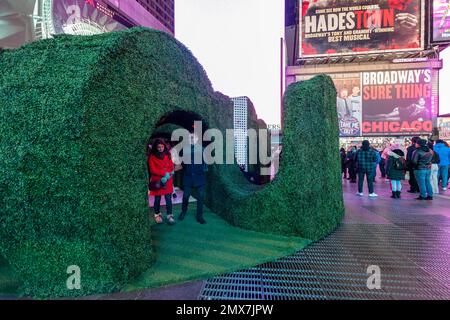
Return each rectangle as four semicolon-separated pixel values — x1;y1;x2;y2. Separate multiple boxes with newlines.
148;139;175;225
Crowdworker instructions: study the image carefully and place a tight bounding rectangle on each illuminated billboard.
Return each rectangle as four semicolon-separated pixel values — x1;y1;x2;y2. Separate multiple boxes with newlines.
299;0;424;58
438;117;450;140
361;69;433;136
296;68;435;137
0;0;132;49
432;0;450;43
45;0;128;37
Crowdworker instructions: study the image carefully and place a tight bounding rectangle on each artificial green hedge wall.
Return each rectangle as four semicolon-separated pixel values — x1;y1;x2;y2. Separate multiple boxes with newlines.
0;27;343;298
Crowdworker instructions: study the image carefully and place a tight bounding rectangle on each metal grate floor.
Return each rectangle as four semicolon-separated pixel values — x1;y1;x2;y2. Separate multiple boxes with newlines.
199;184;450;300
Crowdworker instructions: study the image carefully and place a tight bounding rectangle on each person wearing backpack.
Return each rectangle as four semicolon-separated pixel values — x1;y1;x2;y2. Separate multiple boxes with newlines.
386;148;406;199
355;140;378;197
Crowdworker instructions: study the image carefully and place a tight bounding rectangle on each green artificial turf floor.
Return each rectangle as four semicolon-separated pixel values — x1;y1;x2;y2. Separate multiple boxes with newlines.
0;204;310;296
0;254;20;295
125;204;310;291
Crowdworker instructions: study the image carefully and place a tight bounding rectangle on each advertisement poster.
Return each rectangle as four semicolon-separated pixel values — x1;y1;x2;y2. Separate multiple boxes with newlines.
334;74;363;136
300;0;423;57
438;117;450;140
297;67;434;137
362;69;433;136
52;0;127;35
432;0;450;43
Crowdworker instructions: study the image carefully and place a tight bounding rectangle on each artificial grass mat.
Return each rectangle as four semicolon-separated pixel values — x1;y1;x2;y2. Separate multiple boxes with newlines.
0;204;310;296
0;254;20;295
125;204;310;292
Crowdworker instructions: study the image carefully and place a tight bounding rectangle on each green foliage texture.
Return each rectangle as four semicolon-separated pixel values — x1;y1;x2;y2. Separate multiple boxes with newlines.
0;27;343;297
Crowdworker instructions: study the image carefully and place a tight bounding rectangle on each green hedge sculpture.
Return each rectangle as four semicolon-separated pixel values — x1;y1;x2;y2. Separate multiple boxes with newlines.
0;27;344;297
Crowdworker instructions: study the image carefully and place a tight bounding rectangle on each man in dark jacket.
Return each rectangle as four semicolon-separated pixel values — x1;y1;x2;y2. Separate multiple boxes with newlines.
355;140;378;197
406;136;420;193
340;148;347;179
347;146;357;183
412;139;434;200
178;133;208;224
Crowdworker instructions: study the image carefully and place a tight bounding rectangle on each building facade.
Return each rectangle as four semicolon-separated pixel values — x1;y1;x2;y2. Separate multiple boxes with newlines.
231;96;249;172
135;0;174;34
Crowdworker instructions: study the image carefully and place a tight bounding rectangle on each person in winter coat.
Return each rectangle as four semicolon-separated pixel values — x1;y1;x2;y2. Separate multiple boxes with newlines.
406;136;420;193
386;149;406;199
428;141;441;195
379;149;386;179
355;140;378;197
412;139;434;200
433;139;450;191
178;133;208;225
340;148;347;179
372;147;381;182
346;146;357;183
148;139;175;225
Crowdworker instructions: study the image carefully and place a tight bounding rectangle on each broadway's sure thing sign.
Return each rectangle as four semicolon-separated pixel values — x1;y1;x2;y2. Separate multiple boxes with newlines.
432;0;450;43
297;68;433;137
300;0;423;57
361;69;432;136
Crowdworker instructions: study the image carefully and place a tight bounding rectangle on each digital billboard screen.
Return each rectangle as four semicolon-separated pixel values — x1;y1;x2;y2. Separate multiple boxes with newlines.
297;68;434;137
432;0;450;43
51;0;128;35
361;69;433;136
438;117;450;140
299;0;424;58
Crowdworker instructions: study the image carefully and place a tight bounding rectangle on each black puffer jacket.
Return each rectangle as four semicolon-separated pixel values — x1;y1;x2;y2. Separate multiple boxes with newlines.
411;146;433;170
386;149;406;180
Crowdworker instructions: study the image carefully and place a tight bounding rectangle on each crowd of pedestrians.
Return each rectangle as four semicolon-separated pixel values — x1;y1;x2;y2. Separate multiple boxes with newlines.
340;137;450;200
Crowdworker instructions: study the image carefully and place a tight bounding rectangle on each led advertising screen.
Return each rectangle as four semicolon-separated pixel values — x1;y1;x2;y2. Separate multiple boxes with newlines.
432;0;450;43
51;0;128;36
361;69;433;136
438;117;450;140
297;68;434;137
299;0;424;58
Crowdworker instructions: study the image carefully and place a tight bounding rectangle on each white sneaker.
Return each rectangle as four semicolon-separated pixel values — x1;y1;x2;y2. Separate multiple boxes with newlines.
443;188;447;191
356;192;364;197
369;193;378;198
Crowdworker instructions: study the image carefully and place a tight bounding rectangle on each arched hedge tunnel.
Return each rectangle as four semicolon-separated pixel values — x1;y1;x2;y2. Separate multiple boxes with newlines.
0;27;344;297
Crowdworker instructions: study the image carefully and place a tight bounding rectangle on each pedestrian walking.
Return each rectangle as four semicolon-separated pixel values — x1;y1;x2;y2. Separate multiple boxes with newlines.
379;149;386;179
372;147;381;182
412;139;434;200
340;148;347;179
347;146;357;183
355;140;378;198
434;139;450;191
428;141;440;195
406;136;420;193
386;148;406;199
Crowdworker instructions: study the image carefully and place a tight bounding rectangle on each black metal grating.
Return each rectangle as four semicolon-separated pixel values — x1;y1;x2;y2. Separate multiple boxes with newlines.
199;220;450;300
